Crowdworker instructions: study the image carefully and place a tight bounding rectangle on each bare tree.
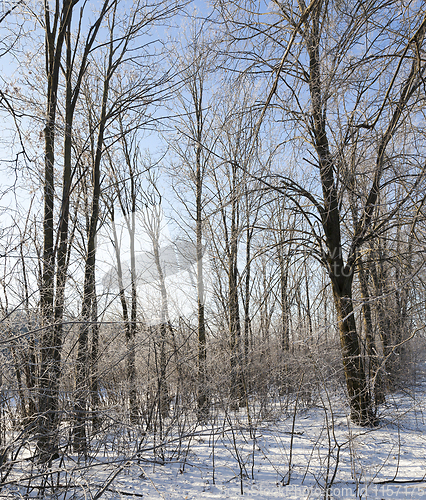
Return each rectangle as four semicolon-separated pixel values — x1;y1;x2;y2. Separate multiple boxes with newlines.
206;76;265;409
38;0;75;461
138;174;173;420
104;122;150;424
71;0;179;451
216;0;426;424
166;18;219;419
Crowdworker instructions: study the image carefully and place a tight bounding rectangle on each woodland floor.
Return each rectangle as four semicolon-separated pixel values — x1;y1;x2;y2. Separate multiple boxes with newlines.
2;368;426;499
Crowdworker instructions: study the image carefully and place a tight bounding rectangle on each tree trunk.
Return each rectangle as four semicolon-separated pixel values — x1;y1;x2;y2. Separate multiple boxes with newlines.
128;210;138;423
228;166;244;409
277;239;290;395
73;52;109;452
243;212;252;394
153;241;170;420
358;257;385;408
196;141;208;419
90;289;101;432
38;0;74;461
305;5;373;424
331;280;374;425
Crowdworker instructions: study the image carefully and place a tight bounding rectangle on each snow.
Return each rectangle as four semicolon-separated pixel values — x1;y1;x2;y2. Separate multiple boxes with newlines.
2;383;426;499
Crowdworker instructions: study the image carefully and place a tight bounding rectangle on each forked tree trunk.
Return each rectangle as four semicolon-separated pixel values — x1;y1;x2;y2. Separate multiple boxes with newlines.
306;4;374;425
38;0;74;461
39;0;111;460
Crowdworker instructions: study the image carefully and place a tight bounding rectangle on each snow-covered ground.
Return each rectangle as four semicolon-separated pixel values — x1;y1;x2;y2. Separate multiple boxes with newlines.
2;380;426;499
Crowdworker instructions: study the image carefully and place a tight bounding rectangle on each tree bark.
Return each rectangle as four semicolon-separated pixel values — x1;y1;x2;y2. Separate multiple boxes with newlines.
228;163;245;409
358;257;385;408
73;42;110;453
305;9;373;424
277;238;290;395
38;0;75;461
196;135;208;420
152;238;171;420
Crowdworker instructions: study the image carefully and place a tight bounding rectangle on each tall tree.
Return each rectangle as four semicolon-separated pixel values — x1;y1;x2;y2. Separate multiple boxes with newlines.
216;0;426;424
167;19;218;419
24;0;118;460
38;0;78;461
72;0;174;451
139;176;172;420
207;77;262;409
104;123;147;424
